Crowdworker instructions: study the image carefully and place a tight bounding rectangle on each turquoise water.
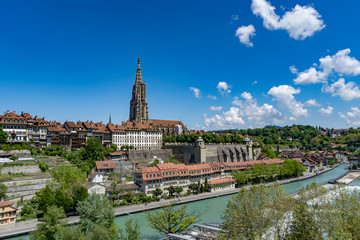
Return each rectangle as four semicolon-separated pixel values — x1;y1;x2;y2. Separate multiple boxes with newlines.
5;164;349;240
349;175;360;186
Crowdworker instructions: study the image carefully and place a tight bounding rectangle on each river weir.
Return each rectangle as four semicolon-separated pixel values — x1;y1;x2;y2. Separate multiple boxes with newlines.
3;164;351;240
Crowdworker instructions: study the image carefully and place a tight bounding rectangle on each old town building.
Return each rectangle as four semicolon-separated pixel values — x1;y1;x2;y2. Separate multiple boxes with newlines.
149;119;187;136
0;111;28;143
107;121;162;150
0;199;17;228
134;159;283;195
21;112;49;147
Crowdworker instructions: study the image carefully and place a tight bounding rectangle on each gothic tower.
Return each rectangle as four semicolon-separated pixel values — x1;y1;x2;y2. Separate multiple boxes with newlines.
129;57;149;123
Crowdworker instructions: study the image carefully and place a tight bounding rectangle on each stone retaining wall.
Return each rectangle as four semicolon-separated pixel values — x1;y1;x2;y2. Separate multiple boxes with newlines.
0;165;41;174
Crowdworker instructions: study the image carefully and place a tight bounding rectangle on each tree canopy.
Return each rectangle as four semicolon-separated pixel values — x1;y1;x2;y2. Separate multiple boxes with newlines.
146;202;201;235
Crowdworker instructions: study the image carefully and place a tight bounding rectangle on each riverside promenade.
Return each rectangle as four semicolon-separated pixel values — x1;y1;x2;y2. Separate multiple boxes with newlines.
0;165;341;239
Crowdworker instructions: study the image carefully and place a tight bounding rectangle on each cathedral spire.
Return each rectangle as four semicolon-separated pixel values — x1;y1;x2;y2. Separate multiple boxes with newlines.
129;57;149;123
109;113;112;125
135;57;142;83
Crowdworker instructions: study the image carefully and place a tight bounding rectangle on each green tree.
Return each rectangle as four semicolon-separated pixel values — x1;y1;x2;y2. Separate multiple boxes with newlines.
0;184;7;198
52;165;86;190
152;188;163;200
55;188;74;212
167;186;175;197
36;185;56;212
288;203;323;240
30;206;67;240
204;178;209;192
0;127;7;144
175;186;183;197
146;202;201;235
220;185;271;239
76;194;115;234
119;218;141;240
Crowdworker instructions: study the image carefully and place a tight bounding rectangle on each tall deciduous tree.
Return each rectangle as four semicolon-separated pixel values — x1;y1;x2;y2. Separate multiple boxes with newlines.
76;194;115;234
30;206;67;240
0;127;7;144
146;202;200;235
0;184;7;198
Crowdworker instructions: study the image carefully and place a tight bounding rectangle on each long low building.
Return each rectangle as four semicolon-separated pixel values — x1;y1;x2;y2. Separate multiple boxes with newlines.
134;159;283;195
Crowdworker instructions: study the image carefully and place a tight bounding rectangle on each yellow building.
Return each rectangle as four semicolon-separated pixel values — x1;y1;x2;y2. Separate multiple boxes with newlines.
0;200;17;227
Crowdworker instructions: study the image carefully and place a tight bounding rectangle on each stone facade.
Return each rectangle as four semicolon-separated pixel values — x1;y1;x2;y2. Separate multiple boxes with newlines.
129;57;149;124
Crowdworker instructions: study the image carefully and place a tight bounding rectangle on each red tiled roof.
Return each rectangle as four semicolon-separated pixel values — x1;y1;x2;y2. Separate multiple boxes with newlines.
149;119;185;128
95;160;116;170
208;177;235;185
109;151;127;156
0;200;14;208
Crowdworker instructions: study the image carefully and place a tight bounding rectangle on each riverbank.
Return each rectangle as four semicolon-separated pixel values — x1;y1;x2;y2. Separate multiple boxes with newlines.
336;170;360;184
0;164;342;239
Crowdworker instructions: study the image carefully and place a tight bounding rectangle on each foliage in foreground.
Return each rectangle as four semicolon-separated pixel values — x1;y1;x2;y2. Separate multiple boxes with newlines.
31;195;141;240
146;202;201;234
219;182;360;240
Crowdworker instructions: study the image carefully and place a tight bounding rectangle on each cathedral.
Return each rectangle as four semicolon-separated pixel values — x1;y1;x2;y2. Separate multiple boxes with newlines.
129;57;149;124
128;58;187;136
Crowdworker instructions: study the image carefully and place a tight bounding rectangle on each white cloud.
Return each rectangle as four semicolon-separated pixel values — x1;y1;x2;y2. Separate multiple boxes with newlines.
289;65;298;74
322;78;360;101
293;67;327;85
235;25;256;47
339;107;360;126
293;49;360;85
318;106;333;116
189;87;201;98
319;48;360;76
268;85;309;120
232;92;284;126
204;107;245;129
207;95;217;100
251;0;325;40
217;82;232;95
305;99;321;107
252;80;258;85
209;106;223;111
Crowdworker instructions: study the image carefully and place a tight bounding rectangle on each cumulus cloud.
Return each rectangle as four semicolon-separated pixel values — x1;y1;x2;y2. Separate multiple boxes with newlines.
294;67;327;85
189;87;201;98
251;0;325;40
204;107;245;129
207;95;217;100
232;92;284;126
293;49;360;85
305;99;321;107
268;85;309;121
235;25;256;47
217;82;231;95
209;106;223;111
322;78;360;101
339;107;360;126
318;106;333;116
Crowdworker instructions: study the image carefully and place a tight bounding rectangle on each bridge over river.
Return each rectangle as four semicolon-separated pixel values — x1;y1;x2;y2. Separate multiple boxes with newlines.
4;164;351;240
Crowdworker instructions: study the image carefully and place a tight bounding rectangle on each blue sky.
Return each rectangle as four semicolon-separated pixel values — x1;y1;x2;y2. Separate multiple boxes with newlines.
1;0;360;130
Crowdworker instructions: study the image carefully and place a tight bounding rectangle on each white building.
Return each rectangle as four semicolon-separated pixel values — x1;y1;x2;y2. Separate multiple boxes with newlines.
134;159;283;196
0;111;28;143
107;121;162;150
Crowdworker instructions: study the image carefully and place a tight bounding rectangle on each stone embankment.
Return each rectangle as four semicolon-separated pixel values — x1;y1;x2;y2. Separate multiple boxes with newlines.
336;170;360;184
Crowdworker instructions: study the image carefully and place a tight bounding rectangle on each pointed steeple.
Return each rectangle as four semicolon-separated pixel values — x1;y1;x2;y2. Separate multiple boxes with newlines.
135;56;143;83
109;113;112;125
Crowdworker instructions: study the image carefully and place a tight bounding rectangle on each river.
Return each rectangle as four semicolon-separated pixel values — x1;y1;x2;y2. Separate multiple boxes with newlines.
5;164;351;240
